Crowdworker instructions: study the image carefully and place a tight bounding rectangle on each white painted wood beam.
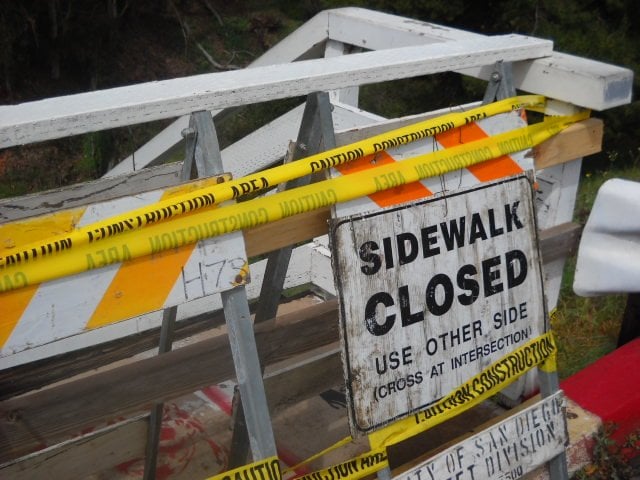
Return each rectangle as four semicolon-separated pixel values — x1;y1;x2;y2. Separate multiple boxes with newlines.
0;35;551;149
324;40;360;106
104;12;331;177
327;7;479;47
465;53;634;111
327;8;633;111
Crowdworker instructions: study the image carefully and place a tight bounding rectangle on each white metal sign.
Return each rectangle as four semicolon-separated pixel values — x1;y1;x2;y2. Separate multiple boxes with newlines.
331;175;546;432
394;391;567;480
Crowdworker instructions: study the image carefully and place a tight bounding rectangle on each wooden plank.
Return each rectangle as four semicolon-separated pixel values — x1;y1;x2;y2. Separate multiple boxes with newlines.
534;118;603;169
0;118;598;365
107;8;630;176
244;206;331;258
0;350;344;480
506;52;633;111
0;118;597;368
0;162;182;222
0;351;343;480
0;307;226;400
0;416;147;480
391;393;567;480
264;348;342;415
325;41;361;106
94;12;331;177
98;7;510;175
0;123;595;365
0;35;552;148
390;393;542;473
0;299;340;462
539;222;582;263
328;8;633;111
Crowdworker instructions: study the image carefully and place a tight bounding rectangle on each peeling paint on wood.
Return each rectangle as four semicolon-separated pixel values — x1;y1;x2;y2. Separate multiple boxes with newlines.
393;392;568;480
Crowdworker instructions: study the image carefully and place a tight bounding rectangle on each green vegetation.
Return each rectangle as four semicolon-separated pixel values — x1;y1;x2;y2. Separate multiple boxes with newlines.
553;155;640;378
572;423;640;479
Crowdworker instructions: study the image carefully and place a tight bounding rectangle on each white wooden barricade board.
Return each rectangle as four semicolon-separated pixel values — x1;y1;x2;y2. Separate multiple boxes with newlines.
331;175;546;432
393;391;568;480
330;112;531;219
0;177;247;358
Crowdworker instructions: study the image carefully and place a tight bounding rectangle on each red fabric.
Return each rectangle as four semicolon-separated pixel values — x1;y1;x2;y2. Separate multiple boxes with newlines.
561;338;640;443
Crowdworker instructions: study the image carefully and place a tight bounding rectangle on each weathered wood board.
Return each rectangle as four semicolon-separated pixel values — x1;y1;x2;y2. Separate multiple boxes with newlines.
393;391;568;480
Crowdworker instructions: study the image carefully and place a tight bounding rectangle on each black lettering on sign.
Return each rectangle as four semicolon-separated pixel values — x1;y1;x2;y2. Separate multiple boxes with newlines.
374;370;424;401
359;241;381;275
374;346;413;375
363;250;529;336
356;202;525;274
506;249;527;287
397;233;418;265
456;264;479;306
482;255;503;297
421;224;440;258
425;273;454;316
400;285;424;327
493;301;528;329
365;292;395;336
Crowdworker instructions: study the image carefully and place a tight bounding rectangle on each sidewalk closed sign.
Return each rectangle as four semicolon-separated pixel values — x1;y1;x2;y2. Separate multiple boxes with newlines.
330;175;546;433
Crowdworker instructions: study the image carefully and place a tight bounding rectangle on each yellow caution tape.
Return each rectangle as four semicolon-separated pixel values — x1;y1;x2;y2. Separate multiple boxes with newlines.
281;332;558;480
285;435;354;474
0;95;543;271
203;333;557;480
368;332;557;449
295;448;388;480
205;455;281;480
0;108;589;293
